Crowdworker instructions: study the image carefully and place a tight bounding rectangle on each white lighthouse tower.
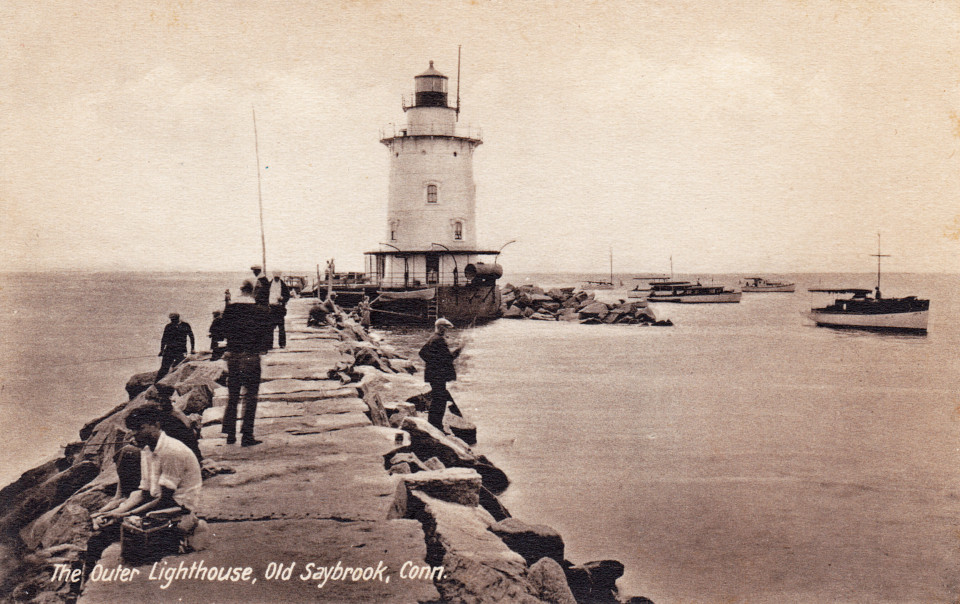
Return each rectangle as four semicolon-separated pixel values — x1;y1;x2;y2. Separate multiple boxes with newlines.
364;60;502;324
385;60;480;253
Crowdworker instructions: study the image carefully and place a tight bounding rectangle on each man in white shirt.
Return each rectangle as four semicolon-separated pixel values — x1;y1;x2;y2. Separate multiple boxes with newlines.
268;272;291;348
80;404;202;583
102;404;202;515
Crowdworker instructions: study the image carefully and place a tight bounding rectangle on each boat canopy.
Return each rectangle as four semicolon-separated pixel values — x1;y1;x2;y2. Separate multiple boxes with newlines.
809;288;871;297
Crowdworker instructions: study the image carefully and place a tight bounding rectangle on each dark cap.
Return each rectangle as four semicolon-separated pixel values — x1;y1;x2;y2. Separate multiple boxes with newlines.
125;403;165;430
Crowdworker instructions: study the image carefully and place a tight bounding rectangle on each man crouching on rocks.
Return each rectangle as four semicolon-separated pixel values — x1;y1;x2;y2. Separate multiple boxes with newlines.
419;318;462;430
77;403;203;587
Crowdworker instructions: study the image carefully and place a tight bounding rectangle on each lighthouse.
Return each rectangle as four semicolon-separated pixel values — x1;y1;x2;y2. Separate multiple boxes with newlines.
364;60;503;324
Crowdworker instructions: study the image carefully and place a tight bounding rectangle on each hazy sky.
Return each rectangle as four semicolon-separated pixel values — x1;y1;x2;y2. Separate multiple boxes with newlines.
3;1;959;274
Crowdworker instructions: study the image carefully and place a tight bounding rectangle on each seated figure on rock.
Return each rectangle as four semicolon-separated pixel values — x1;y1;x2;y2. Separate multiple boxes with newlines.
76;404;204;589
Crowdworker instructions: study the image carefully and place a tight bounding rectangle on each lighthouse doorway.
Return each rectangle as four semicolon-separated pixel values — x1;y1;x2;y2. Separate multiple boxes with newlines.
426;254;440;285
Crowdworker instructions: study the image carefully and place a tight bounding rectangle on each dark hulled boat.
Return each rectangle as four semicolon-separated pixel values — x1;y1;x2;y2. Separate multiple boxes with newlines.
807;289;929;332
807;236;929;332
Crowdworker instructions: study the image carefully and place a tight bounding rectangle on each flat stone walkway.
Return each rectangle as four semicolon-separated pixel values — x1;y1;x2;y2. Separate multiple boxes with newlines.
80;299;440;603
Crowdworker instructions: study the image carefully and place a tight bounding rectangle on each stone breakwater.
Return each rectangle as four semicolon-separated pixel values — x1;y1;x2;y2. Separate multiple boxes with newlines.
500;284;673;326
0;298;653;603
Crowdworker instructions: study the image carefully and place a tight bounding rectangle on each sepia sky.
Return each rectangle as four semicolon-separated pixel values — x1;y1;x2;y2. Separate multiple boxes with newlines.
2;0;959;274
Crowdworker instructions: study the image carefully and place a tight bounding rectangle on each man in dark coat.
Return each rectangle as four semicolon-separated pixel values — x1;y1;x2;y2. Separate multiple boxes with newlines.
250;265;271;306
156;313;195;382
418;318;461;430
208;310;225;360
220;280;273;446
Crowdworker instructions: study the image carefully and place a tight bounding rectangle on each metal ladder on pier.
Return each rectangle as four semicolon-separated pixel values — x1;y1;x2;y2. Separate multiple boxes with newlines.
426;298;439;322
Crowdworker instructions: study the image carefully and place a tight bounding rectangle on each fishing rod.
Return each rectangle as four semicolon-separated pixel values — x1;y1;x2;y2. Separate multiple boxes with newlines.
252;106;267;273
368;307;431;320
43;354;161;369
74;440;132;450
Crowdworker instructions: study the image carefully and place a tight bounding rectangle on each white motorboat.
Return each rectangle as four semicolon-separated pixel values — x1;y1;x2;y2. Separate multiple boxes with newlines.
741;277;796;293
646;281;741;304
627;275;672;298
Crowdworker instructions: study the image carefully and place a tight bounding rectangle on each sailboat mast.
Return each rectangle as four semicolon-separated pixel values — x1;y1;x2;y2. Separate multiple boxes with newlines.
877;233;881;292
609;247;613;284
872;232;890;297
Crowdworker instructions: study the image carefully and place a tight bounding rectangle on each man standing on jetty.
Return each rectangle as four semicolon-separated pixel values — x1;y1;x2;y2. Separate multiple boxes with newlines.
156;313;195;382
419;318;461;430
268;271;291;348
208;310;225;360
250;265;271;306
220;280;273;446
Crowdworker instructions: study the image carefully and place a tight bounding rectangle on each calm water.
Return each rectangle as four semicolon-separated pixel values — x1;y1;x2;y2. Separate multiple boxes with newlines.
454;273;960;603
2;272;959;602
0;271;247;487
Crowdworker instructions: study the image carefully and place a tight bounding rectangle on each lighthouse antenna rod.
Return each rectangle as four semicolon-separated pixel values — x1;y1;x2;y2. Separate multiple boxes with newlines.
252;106;267;273
456;45;461;120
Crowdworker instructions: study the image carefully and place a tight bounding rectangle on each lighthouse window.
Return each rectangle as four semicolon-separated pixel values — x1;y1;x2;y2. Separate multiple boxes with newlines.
454;221;463;240
427;184;438;204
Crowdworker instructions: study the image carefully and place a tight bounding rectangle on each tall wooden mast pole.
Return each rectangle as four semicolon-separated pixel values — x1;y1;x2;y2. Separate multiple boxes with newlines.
872;232;890;298
456;45;461;120
253;107;267;273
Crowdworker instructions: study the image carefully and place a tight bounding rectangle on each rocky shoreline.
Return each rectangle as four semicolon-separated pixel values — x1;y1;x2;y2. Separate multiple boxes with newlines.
0;298;653;603
500;284;673;326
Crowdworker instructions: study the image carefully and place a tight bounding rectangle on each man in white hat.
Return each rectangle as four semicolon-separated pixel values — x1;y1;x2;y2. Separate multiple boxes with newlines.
268;271;291;348
418;318;461;430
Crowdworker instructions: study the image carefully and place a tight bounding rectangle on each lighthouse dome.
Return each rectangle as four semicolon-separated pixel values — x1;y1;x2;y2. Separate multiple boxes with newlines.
416;60;446;79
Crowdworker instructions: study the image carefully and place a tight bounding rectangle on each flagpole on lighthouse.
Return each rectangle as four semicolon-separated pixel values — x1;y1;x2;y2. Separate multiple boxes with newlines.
455;45;461;121
253;106;268;273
